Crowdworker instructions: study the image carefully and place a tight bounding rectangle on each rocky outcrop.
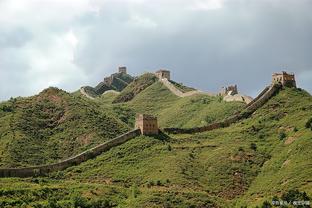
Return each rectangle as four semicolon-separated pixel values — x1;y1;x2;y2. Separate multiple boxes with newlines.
223;94;253;104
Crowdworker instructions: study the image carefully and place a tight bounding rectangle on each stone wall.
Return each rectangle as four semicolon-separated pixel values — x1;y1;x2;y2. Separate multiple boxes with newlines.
0;129;141;178
245;86;270;108
160;78;203;97
164;84;281;134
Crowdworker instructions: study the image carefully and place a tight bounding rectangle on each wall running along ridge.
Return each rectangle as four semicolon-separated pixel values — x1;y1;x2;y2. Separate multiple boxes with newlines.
80;87;95;100
160;78;214;97
164;84;281;134
0;84;281;177
0;129;141;178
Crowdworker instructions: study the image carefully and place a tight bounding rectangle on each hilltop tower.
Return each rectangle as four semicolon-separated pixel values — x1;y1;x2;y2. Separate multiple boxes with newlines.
135;114;159;135
104;76;113;85
118;66;127;74
155;69;170;80
219;85;238;96
272;71;296;87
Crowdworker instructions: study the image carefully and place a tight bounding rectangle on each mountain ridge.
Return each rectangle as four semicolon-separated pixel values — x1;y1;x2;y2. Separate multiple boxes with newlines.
0;70;311;207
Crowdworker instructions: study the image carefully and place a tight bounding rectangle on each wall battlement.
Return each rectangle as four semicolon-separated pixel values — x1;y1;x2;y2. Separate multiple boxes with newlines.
103;66;128;85
219;85;238;96
155;69;170;80
272;71;296;87
118;66;127;74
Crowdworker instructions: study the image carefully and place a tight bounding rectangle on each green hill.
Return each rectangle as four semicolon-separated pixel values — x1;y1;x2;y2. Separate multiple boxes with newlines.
113;73;158;103
127;81;244;128
55;87;311;207
0;82;311;207
0;87;129;168
97;77;244;128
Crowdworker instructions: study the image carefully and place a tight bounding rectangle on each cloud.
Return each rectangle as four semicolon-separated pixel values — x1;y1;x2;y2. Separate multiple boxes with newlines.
191;0;224;10
0;0;311;101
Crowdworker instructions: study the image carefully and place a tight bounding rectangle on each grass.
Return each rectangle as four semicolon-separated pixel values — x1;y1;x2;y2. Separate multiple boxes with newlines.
113;73;158;103
124;81;244;128
168;80;196;93
0;84;311;207
0;87;129;168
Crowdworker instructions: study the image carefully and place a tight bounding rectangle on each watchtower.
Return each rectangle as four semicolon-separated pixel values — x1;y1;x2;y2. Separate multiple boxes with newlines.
219;85;238;96
104;76;113;85
155;69;170;80
118;66;127;74
135;114;159;135
272;71;296;87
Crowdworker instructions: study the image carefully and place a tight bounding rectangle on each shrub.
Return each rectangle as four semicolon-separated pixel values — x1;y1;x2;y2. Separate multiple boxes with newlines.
48;197;59;208
89;199;112;208
305;118;312;130
293;127;298;132
167;145;172;151
71;194;88;208
279;132;287;140
261;200;272;208
147;180;154;188
131;183;140;198
204;116;215;124
281;189;310;203
1;105;13;112
250;143;257;151
268;189;310;207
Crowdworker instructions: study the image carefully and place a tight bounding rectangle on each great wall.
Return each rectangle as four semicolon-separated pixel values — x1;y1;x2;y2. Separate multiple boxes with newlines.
80;87;95;100
159;78;214;97
163;84;281;134
0;129;141;178
0;71;296;177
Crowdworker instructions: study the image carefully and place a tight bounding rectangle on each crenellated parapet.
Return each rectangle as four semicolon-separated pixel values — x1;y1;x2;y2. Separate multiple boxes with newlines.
155;69;170;80
219;85;238;96
272;71;296;88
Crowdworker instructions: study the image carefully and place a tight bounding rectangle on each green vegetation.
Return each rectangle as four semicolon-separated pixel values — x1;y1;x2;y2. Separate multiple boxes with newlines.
0;87;129;168
113;73;158;103
168;80;196;92
118;81;244;128
305;117;312;130
0;79;311;207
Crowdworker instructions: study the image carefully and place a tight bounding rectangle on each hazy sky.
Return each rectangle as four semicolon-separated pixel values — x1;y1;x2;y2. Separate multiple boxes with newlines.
0;0;311;101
